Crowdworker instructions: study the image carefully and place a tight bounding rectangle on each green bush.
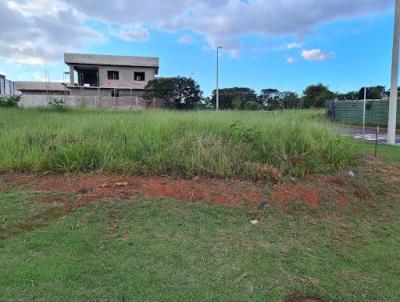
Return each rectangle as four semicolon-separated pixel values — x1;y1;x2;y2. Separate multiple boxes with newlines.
0;95;21;107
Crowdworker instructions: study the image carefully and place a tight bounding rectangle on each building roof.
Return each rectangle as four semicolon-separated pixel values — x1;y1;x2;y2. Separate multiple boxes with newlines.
64;53;159;69
15;81;68;92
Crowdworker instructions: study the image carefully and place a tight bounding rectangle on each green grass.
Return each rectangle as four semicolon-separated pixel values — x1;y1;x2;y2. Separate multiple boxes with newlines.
0;108;357;178
1;108;399;301
359;142;400;165
1;188;399;301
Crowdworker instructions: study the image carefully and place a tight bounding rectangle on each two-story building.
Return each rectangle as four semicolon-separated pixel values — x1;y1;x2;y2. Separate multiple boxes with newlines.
64;53;159;97
15;53;160;100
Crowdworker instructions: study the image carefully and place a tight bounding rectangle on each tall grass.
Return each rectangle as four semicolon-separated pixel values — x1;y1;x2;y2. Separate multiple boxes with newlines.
0;108;358;178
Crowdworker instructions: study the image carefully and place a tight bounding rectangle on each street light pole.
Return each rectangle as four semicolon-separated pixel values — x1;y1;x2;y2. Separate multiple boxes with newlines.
388;0;400;145
216;46;222;110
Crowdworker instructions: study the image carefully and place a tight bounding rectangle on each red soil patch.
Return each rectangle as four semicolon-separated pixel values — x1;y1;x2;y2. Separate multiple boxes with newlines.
0;173;38;191
2;156;399;213
332;191;349;207
272;184;320;208
30;174;265;208
329;177;346;187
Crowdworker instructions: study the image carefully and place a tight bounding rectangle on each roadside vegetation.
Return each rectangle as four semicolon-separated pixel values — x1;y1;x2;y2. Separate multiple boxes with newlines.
0;108;357;178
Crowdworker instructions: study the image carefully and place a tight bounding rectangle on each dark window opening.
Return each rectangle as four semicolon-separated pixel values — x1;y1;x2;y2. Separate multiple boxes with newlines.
76;67;99;86
111;89;120;97
108;71;119;80
134;72;145;81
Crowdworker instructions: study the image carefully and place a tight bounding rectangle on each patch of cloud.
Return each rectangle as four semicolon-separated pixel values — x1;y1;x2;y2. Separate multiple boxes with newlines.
0;1;99;65
159;0;391;55
227;49;240;59
301;49;335;61
7;0;68;16
109;24;150;41
286;57;295;64
178;34;193;44
287;42;302;50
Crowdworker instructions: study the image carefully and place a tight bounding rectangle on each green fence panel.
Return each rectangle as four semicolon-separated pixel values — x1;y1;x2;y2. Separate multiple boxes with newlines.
327;100;400;126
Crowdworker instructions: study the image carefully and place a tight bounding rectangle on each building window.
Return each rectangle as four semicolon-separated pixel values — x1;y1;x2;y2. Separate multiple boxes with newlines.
111;89;120;97
134;72;145;81
107;71;119;80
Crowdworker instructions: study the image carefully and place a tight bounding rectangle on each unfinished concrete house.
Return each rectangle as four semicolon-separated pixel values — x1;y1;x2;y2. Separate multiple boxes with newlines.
15;53;160;108
65;53;159;97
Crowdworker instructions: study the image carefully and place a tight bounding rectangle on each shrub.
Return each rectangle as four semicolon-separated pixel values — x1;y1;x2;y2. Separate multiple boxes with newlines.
0;95;21;107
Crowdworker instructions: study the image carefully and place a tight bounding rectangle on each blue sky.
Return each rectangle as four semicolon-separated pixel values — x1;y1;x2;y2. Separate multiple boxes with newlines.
0;0;394;96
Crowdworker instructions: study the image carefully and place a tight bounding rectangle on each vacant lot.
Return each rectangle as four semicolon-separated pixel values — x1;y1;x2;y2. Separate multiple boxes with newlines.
1;108;399;301
0;108;357;178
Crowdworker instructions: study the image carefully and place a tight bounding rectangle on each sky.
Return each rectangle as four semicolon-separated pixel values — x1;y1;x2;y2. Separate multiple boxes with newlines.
0;0;395;96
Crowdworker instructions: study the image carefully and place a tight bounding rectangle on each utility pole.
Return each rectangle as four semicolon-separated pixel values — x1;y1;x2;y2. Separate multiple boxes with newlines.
388;0;400;145
216;46;222;110
363;87;367;142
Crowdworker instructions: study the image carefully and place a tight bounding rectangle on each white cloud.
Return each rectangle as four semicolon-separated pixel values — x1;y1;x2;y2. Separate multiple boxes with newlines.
287;42;302;50
0;1;99;65
228;49;240;59
301;49;335;61
109;24;150;42
178;34;193;44
0;0;392;64
287;57;295;64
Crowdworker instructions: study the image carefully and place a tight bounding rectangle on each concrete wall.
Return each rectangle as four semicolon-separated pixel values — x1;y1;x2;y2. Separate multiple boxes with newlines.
98;66;156;87
20;94;163;109
68;88;144;97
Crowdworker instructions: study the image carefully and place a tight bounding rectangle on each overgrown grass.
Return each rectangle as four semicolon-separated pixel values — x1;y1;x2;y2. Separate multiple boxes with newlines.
0;108;357;178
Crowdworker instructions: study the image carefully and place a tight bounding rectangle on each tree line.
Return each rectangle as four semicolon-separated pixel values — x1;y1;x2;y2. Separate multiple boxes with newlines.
143;77;389;110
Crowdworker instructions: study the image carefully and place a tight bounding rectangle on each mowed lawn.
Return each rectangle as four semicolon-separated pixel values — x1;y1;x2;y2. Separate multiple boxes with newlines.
1;186;400;301
1;108;400;301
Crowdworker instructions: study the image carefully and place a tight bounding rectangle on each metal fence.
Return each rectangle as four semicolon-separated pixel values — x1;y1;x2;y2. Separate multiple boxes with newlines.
326;100;400;126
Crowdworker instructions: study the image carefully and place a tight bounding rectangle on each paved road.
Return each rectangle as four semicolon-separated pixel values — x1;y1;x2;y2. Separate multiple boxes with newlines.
332;126;400;145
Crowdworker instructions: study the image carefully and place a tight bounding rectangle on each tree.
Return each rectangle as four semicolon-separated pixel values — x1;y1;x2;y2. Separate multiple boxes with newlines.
337;91;358;100
258;89;300;110
357;86;387;100
259;89;281;110
211;87;259;110
302;84;334;108
144;77;202;109
281;91;300;109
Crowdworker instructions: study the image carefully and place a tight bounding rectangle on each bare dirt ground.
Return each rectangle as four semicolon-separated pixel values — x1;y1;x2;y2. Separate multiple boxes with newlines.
1;157;399;211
